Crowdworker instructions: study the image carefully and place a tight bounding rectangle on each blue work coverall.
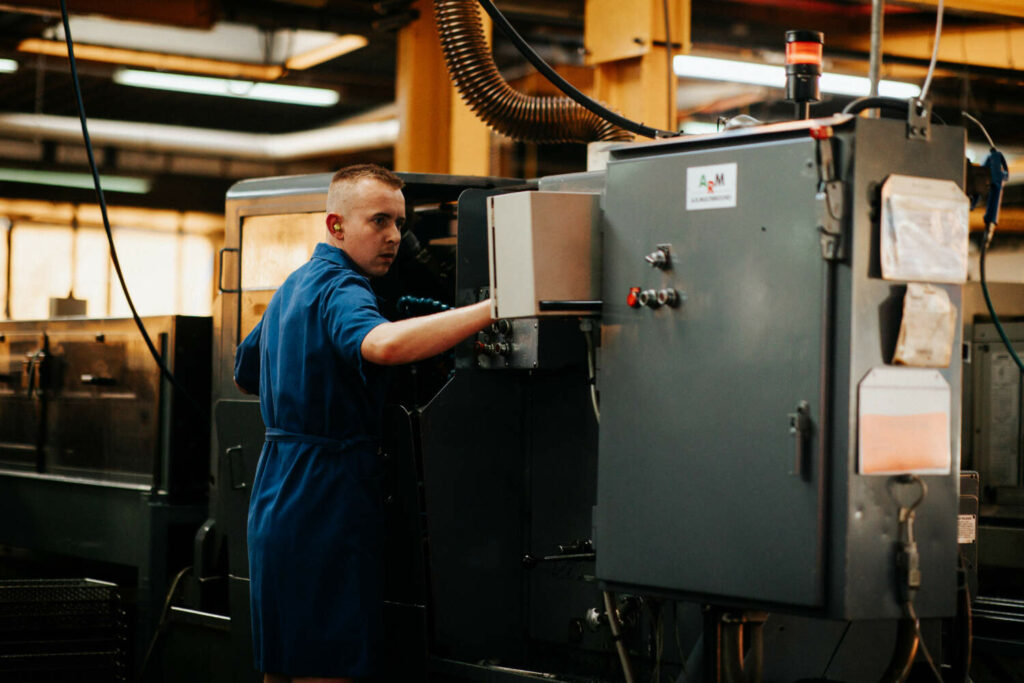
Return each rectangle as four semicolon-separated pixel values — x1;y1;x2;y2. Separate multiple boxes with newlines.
234;242;390;678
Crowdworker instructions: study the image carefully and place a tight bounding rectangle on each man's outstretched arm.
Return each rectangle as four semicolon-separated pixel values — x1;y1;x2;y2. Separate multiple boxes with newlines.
361;300;493;366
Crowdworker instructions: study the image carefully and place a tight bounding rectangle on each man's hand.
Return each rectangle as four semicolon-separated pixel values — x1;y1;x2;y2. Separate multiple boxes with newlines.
361;300;493;365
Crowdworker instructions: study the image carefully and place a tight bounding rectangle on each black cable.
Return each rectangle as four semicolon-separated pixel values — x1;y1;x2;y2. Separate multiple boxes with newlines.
980;227;1024;373
841;96;947;124
961;112;1023;374
58;0;203;414
906;601;944;682
820;620;852;678
139;566;193;679
475;0;677;140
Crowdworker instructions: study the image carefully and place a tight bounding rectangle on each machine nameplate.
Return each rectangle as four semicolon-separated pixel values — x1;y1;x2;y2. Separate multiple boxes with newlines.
686;162;737;210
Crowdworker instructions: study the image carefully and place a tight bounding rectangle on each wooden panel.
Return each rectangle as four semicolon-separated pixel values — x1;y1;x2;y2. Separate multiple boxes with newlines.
585;0;652;64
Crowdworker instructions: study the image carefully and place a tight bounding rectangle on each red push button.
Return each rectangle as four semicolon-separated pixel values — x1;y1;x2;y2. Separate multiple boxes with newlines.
626;287;641;308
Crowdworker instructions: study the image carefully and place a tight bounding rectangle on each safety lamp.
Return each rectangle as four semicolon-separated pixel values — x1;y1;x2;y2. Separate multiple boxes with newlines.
785;30;824;119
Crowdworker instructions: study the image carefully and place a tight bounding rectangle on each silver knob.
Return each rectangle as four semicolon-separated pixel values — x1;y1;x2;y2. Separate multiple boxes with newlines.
656;288;681;308
637;289;660;308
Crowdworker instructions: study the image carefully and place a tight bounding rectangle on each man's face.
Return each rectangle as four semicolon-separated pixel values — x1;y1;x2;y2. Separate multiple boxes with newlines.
327;178;406;277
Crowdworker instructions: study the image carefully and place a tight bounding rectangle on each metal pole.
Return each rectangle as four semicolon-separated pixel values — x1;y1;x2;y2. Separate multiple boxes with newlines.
869;0;885;97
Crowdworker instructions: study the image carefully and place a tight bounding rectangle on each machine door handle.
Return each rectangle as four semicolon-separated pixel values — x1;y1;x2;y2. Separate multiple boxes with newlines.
226;445;247;490
788;401;811;480
80;374;116;386
218;247;240;294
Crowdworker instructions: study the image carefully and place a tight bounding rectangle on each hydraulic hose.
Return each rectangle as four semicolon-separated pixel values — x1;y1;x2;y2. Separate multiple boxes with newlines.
434;0;633;144
878;618;920;683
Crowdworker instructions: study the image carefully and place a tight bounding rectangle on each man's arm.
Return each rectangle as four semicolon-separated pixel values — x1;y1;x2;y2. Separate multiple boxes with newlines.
361;300;493;366
234;319;262;394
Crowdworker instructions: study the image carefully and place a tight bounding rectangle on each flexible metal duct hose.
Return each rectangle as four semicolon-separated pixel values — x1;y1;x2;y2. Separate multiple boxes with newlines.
434;0;633;144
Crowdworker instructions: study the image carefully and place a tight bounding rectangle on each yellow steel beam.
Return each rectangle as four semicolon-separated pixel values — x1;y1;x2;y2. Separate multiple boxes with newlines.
844;23;1024;72
394;0;492;175
891;0;1024;19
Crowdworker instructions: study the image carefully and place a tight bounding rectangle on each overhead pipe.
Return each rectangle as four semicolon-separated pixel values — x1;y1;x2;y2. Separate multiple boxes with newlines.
433;0;632;144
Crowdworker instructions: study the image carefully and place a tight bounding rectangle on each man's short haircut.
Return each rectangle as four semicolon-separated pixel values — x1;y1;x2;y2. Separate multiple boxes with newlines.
331;164;403;191
327;164;404;215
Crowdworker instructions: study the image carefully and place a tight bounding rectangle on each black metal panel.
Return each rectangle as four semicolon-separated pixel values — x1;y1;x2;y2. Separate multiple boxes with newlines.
420;370;529;664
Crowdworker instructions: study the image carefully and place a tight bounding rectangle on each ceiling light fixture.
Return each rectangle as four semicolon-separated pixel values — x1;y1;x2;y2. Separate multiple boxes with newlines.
112;69;340;107
0;168;151;194
285;34;369;70
18;39;284;81
674;55;922;99
0;59;17;73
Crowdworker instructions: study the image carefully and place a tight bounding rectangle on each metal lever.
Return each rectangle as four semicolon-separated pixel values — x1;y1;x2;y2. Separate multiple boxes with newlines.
788;401;811;479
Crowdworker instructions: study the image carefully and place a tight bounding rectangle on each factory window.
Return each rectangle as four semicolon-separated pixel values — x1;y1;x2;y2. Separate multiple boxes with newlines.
0;219;8;318
2;212;220;321
9;224;74;320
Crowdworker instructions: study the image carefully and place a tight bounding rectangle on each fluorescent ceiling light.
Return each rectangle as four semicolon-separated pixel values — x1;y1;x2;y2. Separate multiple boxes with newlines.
674;55;921;99
0;168;150;194
49;18;353;67
285;34;369;70
0;59;16;73
19;39;283;80
113;69;340;107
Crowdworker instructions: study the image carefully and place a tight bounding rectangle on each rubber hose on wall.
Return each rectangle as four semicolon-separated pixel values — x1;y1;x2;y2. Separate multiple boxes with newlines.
434;0;633;144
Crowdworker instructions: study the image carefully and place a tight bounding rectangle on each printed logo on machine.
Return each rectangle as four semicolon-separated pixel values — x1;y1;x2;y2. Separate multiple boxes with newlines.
686;163;738;211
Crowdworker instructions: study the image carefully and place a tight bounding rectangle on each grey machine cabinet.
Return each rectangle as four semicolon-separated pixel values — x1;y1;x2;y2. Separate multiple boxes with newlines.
595;115;964;620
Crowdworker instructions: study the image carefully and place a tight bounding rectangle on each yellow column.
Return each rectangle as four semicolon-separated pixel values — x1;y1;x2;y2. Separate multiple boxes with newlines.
394;0;492;175
585;0;691;133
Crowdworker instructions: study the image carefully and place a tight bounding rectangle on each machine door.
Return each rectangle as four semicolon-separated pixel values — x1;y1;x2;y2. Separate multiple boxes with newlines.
0;331;45;470
596;137;829;608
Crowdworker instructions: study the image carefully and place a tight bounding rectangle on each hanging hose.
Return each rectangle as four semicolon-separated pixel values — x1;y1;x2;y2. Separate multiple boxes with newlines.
878;618;920;683
434;0;633;144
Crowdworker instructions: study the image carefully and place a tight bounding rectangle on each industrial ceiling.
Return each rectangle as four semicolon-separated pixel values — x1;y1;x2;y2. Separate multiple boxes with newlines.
0;0;1021;212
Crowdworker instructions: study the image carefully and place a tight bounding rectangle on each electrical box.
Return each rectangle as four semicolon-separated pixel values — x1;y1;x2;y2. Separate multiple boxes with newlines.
595;115;965;620
487;191;600;318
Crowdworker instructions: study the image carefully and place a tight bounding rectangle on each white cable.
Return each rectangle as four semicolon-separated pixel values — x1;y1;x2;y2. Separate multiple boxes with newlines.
919;0;944;101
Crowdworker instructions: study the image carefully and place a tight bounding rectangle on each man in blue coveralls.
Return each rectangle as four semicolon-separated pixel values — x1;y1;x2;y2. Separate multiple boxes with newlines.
234;164;494;683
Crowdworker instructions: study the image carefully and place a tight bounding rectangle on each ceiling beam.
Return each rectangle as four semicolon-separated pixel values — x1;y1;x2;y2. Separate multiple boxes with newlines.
889;0;1024;19
839;23;1024;73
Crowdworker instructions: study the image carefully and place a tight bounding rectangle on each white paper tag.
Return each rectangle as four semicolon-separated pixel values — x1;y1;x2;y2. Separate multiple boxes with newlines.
686;163;737;211
880;175;969;283
893;283;957;367
958;514;977;544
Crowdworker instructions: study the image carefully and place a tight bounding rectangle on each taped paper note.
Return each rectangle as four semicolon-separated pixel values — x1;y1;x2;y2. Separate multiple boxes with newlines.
881;175;969;283
893;283;957;367
858;367;951;475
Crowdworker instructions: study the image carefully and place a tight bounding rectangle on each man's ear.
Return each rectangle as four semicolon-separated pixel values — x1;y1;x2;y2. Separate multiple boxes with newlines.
325;213;343;240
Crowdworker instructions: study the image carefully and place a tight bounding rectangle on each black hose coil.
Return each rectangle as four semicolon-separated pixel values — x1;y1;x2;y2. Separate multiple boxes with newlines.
434;0;633;144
